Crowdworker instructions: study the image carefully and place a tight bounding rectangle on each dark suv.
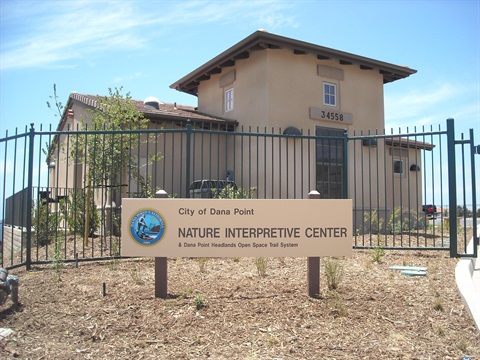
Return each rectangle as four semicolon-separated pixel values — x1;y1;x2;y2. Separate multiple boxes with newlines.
189;180;237;198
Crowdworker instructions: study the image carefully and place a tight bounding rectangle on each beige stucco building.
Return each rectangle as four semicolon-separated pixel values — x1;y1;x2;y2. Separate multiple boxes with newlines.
51;31;433;225
170;30;432;209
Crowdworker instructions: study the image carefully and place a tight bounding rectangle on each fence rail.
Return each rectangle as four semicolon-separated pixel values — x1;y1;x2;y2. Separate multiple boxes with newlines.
1;119;478;269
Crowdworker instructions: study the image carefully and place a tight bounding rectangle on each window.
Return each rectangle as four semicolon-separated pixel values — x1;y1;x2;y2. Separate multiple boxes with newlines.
323;82;337;107
393;159;404;175
225;88;234;112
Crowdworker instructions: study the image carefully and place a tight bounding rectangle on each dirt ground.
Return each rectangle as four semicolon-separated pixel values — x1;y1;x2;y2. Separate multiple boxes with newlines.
1;245;479;360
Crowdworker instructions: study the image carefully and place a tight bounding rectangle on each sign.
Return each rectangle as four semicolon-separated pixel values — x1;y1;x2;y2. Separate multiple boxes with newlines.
309;106;353;125
121;199;352;257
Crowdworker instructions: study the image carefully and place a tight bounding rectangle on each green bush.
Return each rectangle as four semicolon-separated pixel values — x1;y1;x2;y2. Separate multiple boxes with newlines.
60;190;100;238
323;257;345;290
386;207;422;234
32;201;60;246
363;209;384;234
213;185;255;199
370;246;385;263
194;294;206;310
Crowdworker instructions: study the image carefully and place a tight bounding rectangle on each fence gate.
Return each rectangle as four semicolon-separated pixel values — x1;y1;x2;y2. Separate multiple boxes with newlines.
447;118;479;257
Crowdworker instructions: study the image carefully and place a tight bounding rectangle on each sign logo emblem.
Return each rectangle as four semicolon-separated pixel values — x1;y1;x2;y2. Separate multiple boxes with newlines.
129;209;165;246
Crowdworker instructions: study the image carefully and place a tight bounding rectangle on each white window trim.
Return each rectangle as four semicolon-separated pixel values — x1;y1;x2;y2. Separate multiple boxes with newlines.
323;81;337;108
225;87;234;113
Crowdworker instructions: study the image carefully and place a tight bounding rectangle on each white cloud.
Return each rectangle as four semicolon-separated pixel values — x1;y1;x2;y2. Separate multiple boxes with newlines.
449;102;480;131
385;83;460;121
1;1;149;70
154;0;296;28
384;81;480;134
113;72;145;84
0;0;297;71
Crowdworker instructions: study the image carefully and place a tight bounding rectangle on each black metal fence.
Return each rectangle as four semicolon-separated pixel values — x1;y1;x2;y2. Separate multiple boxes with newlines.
1;119;478;269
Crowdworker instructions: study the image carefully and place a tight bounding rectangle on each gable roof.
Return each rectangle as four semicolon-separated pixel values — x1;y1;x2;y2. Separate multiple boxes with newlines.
170;30;417;96
62;92;237;129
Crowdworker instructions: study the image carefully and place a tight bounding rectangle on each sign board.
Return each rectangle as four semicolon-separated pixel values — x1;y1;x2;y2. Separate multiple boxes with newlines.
121;199;352;257
309;106;353;125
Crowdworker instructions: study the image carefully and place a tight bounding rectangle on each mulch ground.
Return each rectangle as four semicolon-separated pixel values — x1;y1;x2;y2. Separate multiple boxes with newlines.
1;247;479;359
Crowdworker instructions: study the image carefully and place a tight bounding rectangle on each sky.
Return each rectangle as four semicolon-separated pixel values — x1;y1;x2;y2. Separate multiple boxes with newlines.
0;0;479;207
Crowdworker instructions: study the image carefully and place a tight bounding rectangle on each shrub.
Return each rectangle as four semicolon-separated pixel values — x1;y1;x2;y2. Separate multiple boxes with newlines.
371;246;385;263
328;291;347;318
323;257;345;290
255;257;268;276
213;185;255;199
197;258;209;273
363;209;384;234
432;298;444;312
386;207;422;234
60;190;100;238
32;201;60;246
194;294;206;310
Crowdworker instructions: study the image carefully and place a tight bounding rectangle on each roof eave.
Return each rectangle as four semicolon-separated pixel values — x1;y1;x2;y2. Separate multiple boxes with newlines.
170;31;417;94
385;138;435;151
145;112;238;129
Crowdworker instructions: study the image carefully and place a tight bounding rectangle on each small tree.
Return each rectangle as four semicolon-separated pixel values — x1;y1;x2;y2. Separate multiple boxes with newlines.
60;190;100;238
72;87;162;242
46;83;64;117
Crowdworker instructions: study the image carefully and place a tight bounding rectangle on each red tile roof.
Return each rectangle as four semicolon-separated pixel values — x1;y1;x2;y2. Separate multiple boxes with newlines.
69;93;237;129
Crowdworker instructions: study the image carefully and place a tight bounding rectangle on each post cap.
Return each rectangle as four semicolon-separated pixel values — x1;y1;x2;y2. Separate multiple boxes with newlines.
155;190;168;198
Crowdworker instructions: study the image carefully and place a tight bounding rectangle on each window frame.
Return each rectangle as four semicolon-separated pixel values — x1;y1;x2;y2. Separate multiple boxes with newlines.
393;159;404;176
323;81;337;107
224;87;234;113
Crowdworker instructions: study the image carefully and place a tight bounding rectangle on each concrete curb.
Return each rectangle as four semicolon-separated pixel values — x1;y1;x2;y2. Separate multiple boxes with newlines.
455;236;480;332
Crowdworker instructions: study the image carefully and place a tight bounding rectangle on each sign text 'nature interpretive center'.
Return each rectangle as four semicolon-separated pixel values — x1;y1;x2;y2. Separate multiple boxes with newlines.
121;199;352;257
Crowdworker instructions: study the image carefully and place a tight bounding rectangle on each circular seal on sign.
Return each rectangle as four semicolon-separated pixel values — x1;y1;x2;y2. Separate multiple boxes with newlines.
129;209;166;246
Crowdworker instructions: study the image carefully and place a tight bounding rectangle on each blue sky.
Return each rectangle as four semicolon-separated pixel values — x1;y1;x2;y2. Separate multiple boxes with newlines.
0;0;479;206
1;0;478;134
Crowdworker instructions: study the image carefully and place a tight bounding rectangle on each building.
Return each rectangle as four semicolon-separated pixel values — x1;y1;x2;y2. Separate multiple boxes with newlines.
48;92;234;201
51;30;432;219
170;30;432;207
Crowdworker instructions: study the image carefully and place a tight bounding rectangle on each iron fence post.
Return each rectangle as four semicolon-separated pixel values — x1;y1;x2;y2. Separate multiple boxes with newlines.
343;129;349;199
25;123;35;270
446;118;457;257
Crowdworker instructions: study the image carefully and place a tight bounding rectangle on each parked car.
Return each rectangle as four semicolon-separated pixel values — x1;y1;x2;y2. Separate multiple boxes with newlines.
189;180;238;198
422;204;437;218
